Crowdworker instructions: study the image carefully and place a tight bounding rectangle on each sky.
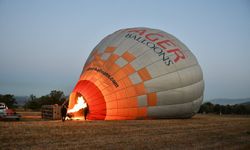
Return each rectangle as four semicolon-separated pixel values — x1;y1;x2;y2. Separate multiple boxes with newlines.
0;0;249;100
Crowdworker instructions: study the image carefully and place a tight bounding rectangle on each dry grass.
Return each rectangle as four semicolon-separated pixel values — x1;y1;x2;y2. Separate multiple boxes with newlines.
0;114;250;150
18;111;41;120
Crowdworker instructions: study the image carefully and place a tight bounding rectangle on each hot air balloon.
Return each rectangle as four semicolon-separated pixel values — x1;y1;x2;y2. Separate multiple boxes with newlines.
68;27;204;120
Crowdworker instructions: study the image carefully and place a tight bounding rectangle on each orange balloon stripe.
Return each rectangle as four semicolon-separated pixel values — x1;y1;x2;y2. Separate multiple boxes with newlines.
104;46;116;53
122;64;135;75
138;107;147;118
125;86;137;97
106;101;118;110
138;67;152;81
147;93;157;106
135;83;147;96
121;51;136;62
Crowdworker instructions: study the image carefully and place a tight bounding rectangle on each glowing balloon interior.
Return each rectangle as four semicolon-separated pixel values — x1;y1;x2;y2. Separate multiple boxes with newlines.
68;27;204;120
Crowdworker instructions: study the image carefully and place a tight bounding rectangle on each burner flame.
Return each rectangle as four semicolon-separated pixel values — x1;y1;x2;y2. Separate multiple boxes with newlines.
67;96;87;113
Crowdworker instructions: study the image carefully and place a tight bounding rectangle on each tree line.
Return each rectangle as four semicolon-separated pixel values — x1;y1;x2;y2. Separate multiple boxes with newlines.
198;102;250;115
0;90;66;110
1;92;250;114
0;94;17;108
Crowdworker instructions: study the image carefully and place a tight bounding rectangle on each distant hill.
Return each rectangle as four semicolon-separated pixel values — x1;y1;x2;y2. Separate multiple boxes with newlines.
241;101;250;105
209;98;250;105
15;96;29;106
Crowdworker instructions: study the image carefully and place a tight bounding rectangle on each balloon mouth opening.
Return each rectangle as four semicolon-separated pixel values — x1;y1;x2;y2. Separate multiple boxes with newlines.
67;93;88;120
68;80;106;120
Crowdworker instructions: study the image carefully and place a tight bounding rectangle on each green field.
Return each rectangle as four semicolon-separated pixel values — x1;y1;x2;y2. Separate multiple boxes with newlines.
0;114;250;149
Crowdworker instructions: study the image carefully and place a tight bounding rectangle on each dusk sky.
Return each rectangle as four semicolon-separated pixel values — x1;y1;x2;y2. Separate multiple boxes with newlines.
0;0;249;100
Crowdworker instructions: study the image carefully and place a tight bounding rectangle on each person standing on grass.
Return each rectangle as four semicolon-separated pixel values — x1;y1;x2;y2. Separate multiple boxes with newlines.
61;105;67;122
83;103;89;120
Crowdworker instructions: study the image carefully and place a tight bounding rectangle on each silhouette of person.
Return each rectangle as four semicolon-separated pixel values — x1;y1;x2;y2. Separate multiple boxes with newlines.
83;103;89;120
61;105;67;122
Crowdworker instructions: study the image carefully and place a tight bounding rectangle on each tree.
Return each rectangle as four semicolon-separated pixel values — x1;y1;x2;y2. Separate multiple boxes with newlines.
213;104;221;114
24;90;66;110
199;102;214;114
38;95;50;106
224;105;232;114
0;94;17;108
24;95;40;110
198;102;250;115
49;90;65;105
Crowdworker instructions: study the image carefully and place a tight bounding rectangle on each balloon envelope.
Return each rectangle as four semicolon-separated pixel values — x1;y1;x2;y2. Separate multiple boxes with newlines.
68;27;204;120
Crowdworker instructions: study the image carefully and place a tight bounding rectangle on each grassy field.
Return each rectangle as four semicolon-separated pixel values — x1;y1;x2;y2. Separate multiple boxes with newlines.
0;114;250;150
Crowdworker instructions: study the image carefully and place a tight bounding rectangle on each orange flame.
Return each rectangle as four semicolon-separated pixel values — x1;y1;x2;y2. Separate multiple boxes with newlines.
67;96;87;113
